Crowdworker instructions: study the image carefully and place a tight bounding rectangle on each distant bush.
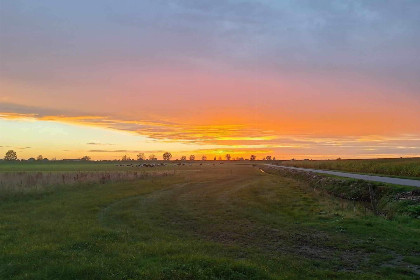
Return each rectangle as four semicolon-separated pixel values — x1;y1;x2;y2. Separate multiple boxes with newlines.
4;150;17;161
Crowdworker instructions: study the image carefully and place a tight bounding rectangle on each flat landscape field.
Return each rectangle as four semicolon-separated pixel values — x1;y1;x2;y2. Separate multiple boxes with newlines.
1;162;419;279
280;158;420;178
0;161;177;172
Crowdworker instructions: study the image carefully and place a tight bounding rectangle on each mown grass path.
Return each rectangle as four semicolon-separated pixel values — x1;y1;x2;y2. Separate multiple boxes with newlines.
1;164;419;279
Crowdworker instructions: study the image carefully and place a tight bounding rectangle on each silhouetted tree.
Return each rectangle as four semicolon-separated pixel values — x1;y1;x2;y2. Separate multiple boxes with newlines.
81;156;91;161
225;154;231;161
266;155;272;161
149;154;157;160
163;152;172;160
180;155;187;161
189;155;195;161
36;155;43;161
4;150;17;161
137;153;145;160
202;155;207;161
214;156;216;160
250;155;256;161
122;155;131;161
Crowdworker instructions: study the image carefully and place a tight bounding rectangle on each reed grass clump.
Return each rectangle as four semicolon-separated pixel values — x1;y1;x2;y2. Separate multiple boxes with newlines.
0;170;171;198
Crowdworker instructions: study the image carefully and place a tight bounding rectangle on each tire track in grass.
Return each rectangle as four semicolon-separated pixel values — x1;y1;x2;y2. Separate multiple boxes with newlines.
98;167;371;271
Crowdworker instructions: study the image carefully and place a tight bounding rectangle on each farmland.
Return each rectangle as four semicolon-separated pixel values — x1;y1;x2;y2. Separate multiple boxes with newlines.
0;161;174;172
280;158;420;178
1;161;419;279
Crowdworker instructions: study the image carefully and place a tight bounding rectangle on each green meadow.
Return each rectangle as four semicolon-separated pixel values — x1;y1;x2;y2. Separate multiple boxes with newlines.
0;161;158;172
280;158;420;178
1;163;419;279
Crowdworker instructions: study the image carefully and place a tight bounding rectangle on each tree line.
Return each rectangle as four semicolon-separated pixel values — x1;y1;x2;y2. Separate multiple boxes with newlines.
2;150;276;162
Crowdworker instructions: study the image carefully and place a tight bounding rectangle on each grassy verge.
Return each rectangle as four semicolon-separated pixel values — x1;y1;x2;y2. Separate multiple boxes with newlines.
279;158;420;178
261;165;420;218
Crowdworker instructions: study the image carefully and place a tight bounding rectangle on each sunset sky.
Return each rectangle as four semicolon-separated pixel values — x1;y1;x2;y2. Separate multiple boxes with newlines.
1;0;420;160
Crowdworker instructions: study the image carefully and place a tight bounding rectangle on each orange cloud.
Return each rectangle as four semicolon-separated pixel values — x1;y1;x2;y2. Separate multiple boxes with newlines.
1;103;420;159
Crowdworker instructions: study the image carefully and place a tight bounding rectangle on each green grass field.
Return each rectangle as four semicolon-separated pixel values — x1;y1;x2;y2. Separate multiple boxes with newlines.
0;161;170;172
1;163;419;279
280;158;420;178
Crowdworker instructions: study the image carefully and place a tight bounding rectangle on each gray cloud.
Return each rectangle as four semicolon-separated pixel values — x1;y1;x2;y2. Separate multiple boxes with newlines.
1;0;419;94
0;102;83;117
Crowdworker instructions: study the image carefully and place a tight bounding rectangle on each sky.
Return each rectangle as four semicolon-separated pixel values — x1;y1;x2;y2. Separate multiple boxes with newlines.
1;0;420;160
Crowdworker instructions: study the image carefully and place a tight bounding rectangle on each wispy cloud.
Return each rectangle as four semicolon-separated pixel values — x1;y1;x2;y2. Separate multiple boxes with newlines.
89;149;136;153
0;103;276;145
1;102;420;159
87;142;115;146
0;146;31;150
89;149;165;154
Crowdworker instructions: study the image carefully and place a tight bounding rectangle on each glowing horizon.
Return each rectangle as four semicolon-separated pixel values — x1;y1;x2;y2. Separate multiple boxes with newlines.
1;1;420;160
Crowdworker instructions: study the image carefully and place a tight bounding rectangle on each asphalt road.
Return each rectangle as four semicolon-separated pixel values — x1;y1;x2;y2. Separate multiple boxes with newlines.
265;164;420;187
